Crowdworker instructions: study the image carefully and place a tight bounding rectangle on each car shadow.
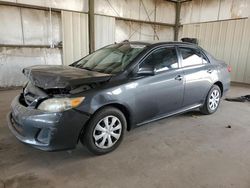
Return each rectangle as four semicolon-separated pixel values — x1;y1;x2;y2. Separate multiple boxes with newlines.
180;110;203;117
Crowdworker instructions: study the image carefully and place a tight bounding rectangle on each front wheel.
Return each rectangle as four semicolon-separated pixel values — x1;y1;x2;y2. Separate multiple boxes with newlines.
200;85;221;115
81;107;126;155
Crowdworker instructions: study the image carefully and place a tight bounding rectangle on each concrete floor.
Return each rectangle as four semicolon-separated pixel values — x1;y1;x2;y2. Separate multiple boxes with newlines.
0;85;250;188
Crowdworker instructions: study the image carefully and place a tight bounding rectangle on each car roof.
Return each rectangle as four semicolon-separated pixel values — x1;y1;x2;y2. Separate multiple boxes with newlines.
120;40;198;47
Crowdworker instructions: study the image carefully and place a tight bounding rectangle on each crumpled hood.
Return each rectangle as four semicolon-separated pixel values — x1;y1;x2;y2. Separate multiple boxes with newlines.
23;65;112;89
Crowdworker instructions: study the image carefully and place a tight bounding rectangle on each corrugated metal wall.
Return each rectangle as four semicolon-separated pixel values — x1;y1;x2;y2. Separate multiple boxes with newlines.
61;11;89;65
0;5;61;46
0;0;89;12
0;5;62;87
116;20;174;42
180;0;249;24
95;0;176;24
95;15;115;50
0;0;89;87
0;47;61;87
94;0;176;47
181;18;250;84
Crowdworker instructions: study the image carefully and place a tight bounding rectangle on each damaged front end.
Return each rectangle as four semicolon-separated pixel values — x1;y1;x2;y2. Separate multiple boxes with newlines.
21;65;112;108
7;65;112;151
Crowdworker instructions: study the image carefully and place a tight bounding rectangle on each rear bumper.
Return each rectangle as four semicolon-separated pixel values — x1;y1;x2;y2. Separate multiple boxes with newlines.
7;95;90;151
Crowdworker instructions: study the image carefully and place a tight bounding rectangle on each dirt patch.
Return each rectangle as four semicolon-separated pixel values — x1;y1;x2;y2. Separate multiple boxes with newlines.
3;174;54;188
0;140;12;151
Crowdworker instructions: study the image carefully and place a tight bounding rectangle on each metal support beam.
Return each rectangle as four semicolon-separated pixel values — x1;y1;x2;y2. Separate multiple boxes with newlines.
0;44;62;48
174;1;181;41
165;0;192;3
88;0;95;53
0;1;88;14
102;15;175;27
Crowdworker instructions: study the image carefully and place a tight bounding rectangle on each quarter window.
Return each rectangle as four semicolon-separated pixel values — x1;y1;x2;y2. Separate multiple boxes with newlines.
179;48;204;67
201;53;209;64
140;48;178;73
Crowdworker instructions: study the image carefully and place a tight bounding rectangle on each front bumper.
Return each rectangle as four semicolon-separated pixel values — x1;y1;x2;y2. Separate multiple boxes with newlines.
7;95;90;151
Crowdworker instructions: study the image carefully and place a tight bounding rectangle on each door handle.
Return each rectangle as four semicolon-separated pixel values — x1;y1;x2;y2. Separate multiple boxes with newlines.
175;75;183;81
207;69;213;73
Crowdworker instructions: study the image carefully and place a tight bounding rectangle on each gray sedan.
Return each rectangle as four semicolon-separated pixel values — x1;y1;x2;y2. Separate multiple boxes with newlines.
7;41;231;155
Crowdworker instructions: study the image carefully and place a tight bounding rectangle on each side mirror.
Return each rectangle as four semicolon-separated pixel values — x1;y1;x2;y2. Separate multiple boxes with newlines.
137;66;156;76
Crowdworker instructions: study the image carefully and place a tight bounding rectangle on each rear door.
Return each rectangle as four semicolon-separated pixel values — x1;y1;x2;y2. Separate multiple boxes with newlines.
178;46;215;108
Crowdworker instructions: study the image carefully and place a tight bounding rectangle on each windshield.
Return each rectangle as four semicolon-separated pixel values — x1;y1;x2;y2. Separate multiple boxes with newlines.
72;43;146;74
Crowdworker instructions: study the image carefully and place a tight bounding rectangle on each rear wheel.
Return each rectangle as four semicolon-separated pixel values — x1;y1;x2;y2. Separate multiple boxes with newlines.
81;107;126;155
200;85;221;115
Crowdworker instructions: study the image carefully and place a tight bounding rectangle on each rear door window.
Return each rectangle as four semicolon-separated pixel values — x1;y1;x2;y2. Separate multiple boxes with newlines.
179;47;204;67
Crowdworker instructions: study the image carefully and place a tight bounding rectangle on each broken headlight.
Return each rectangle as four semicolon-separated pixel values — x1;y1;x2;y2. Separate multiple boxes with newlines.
38;97;85;112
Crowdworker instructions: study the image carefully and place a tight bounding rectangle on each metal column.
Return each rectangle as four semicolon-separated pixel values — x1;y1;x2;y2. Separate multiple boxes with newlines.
174;1;181;41
88;0;95;53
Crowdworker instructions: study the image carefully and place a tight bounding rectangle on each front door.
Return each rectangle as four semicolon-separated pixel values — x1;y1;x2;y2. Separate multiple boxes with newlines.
133;46;184;124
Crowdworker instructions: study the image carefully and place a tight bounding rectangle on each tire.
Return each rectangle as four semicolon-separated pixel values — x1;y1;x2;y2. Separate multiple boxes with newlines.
200;85;221;115
81;107;126;155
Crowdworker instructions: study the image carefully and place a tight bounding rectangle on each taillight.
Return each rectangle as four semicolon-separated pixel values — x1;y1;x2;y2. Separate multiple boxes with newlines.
227;65;232;72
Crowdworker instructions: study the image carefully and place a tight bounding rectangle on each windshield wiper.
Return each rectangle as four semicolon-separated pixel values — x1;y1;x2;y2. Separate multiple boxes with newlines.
78;66;105;74
80;67;93;71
